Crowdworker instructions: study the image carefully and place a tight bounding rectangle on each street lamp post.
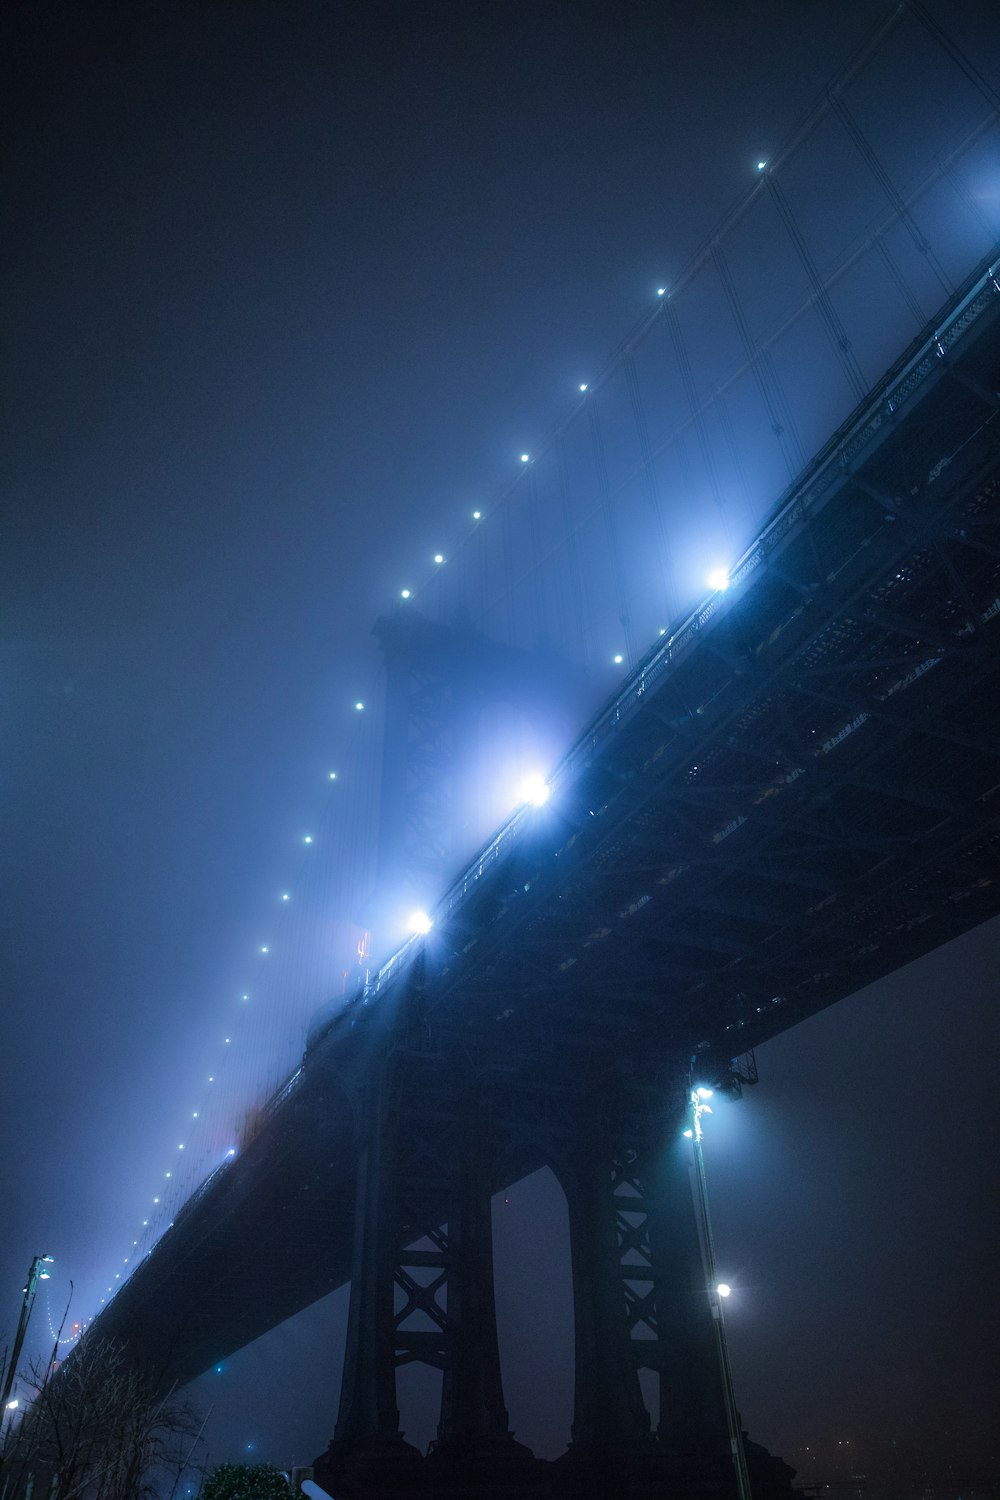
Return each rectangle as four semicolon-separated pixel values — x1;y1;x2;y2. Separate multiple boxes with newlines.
685;1087;753;1500
0;1255;54;1443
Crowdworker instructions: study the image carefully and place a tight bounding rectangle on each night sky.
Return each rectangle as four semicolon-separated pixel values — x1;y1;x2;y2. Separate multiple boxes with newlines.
3;1;999;1493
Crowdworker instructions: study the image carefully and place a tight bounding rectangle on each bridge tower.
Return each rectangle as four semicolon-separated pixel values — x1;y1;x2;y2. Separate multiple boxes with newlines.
312;964;785;1498
315;607;791;1497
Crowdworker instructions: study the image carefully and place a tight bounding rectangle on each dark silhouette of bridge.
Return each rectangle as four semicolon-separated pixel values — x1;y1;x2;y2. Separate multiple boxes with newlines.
91;244;1000;1496
68;10;1000;1489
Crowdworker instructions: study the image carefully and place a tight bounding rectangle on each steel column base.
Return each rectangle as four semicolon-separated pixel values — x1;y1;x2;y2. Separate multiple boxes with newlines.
312;1434;423;1498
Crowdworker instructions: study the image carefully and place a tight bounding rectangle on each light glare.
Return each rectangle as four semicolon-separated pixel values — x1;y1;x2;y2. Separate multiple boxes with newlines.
717;1283;732;1298
409;909;433;936
707;568;730;592
520;773;550;808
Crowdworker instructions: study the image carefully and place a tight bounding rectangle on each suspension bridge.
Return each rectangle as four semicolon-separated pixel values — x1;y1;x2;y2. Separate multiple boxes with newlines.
66;7;1000;1495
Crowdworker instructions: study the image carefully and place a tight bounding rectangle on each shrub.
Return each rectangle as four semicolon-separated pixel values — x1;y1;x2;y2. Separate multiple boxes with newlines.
201;1461;297;1500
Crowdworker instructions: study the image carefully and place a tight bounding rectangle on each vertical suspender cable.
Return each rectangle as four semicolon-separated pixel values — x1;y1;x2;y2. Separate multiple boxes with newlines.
556;430;593;667
664;300;731;544
906;0;1000;114
623;351;675;618
764;172;869;403
587;396;635;664
827;91;952;296
711;242;806;478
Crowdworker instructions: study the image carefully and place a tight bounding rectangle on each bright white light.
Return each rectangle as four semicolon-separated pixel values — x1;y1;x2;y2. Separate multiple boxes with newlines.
520;773;550;808
178;1143;184;1150
208;1076;214;1082
192;1111;199;1118
756;160;767;171
409;909;433;936
355;701;364;712
143;1220;148;1226
659;627;666;636
472;510;482;520
707;568;730;592
224;1037;231;1044
401;588;411;599
226;1148;236;1157
696;1086;714;1099
303;835;313;844
165;1172;171;1178
717;1282;732;1298
657;287;666;296
281;892;289;902
520;453;530;463
682;1128;693;1138
153;1197;160;1204
260;945;269;954
579;383;588;392
434;553;444;564
328;771;337;780
613;653;624;665
6;1399;19;1410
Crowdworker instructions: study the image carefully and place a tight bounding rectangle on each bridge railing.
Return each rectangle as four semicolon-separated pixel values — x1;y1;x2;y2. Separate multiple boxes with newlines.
358;247;1000;1007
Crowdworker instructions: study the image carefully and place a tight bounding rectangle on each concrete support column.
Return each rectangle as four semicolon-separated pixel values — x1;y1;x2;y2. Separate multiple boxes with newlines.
563;1144;651;1453
333;1056;405;1446
436;1095;511;1447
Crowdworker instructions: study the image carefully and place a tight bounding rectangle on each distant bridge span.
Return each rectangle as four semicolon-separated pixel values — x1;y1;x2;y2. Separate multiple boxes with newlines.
97;255;1000;1494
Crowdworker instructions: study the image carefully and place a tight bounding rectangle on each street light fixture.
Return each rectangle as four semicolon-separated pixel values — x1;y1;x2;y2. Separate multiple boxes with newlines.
684;1087;752;1500
1;1256;55;1449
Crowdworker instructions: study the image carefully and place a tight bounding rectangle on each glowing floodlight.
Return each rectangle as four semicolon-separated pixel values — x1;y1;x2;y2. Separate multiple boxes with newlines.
434;554;444;564
657;287;666;296
520;773;550;808
409;910;433;936
281;893;290;902
401;588;411;599
613;653;624;665
695;1086;714;1099
355;701;364;712
6;1399;19;1410
520;453;530;463
328;771;338;781
579;383;588;392
472;510;482;520
717;1282;732;1298
303;835;313;844
756;160;767;171
682;1128;693;1138
707;568;730;592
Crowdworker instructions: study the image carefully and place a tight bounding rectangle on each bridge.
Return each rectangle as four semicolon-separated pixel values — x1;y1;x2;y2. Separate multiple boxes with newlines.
74;11;1000;1496
91;247;1000;1494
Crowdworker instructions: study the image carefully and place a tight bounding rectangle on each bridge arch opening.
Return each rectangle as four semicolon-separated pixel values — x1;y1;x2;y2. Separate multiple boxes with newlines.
491;1165;574;1459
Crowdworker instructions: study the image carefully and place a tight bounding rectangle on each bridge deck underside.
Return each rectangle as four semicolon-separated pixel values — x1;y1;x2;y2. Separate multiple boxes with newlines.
99;270;1000;1394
